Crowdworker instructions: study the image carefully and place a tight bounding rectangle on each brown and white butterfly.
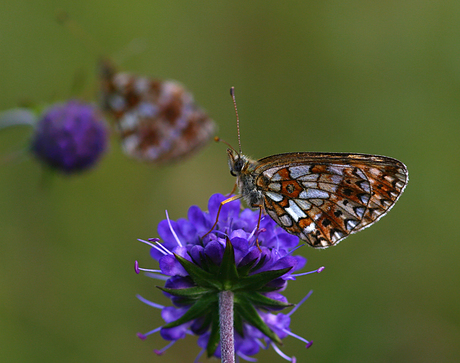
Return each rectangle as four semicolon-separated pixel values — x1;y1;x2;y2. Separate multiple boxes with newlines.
100;60;216;163
211;88;408;249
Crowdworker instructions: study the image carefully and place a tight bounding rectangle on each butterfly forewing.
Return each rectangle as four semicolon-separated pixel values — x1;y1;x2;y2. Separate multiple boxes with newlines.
100;60;216;163
252;152;408;248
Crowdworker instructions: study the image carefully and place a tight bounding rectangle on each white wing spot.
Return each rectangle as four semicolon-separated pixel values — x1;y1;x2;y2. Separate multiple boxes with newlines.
319;182;338;193
263;167;283;179
383;199;393;208
266;191;283;202
359;194;370;204
113;73;131;90
355;168;367;180
279;214;293;227
369;168;382;176
119;112;138;130
138;102;158;118
298;174;319;182
300;189;330;199
331;175;343;184
122;135;139;153
311;199;324;207
289;165;311;178
134;78;150;94
333;230;345;240
346;219;358;230
268;182;281;192
313;213;322;221
354;206;366;218
327;165;345;175
285;200;307;222
303;222;315;234
271;172;282;181
359;181;371;193
109;95;126;112
301;182;317;189
294;199;312;211
384;175;395;183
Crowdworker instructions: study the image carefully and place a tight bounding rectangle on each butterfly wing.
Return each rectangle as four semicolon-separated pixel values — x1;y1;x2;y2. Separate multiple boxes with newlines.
100;61;216;163
253;152;408;248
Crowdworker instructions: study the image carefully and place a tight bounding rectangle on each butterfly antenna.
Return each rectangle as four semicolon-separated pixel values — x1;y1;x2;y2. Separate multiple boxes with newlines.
214;136;238;153
230;87;242;155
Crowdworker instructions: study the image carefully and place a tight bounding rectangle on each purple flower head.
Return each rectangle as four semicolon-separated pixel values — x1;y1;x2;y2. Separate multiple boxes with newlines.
135;194;324;361
31;100;108;173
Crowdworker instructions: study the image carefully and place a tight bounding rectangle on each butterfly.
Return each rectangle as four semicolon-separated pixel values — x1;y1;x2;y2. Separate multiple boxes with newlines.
210;88;408;248
99;60;216;163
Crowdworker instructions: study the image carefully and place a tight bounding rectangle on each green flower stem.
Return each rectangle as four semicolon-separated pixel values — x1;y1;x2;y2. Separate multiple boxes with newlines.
219;290;235;363
0;109;36;130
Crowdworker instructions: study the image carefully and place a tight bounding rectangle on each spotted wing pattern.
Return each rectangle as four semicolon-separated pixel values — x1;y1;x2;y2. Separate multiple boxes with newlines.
100;61;216;163
253;152;408;248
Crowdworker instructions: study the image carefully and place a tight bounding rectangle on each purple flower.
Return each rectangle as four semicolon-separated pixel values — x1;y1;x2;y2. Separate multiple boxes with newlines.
31;100;108;173
135;194;324;361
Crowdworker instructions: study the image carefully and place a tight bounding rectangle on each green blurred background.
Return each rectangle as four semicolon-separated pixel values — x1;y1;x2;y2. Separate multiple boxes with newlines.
1;1;460;362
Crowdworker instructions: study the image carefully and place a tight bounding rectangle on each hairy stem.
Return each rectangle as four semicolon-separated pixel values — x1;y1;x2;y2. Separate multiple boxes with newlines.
219;290;235;363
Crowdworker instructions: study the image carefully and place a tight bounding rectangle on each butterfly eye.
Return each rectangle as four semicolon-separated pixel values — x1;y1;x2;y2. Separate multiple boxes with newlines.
230;170;237;177
235;158;245;172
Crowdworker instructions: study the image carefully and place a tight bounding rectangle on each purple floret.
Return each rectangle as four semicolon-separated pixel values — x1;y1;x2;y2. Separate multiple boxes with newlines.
31;100;108;173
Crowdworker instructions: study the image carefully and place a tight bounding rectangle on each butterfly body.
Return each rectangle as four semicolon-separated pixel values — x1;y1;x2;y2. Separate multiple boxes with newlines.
227;148;408;248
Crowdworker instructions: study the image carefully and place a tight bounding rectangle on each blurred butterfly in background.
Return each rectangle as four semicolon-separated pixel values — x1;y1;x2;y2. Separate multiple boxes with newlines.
100;60;216;163
209;88;408;248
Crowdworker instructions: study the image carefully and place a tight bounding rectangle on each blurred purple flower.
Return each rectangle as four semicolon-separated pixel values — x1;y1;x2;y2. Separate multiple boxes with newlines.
136;194;324;361
31;100;108;173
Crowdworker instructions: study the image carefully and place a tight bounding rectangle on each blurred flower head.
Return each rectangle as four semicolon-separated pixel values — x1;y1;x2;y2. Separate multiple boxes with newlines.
31;100;108;173
136;194;323;361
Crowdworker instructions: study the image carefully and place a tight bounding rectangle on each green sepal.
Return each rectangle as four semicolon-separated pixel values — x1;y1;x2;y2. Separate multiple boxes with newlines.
256;284;288;293
206;308;221;357
157;285;211;298
234;295;282;345
163;293;218;329
235;256;258;277
237;291;293;310
234;313;245;338
173;253;222;290
232;267;292;292
219;238;240;290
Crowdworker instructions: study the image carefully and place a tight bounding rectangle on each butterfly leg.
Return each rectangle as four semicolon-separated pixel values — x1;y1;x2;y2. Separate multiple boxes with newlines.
226;182;237;197
202;194;242;239
254;204;263;251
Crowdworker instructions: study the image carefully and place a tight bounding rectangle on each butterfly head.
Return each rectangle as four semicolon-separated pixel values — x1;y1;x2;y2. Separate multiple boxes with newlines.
227;148;248;177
